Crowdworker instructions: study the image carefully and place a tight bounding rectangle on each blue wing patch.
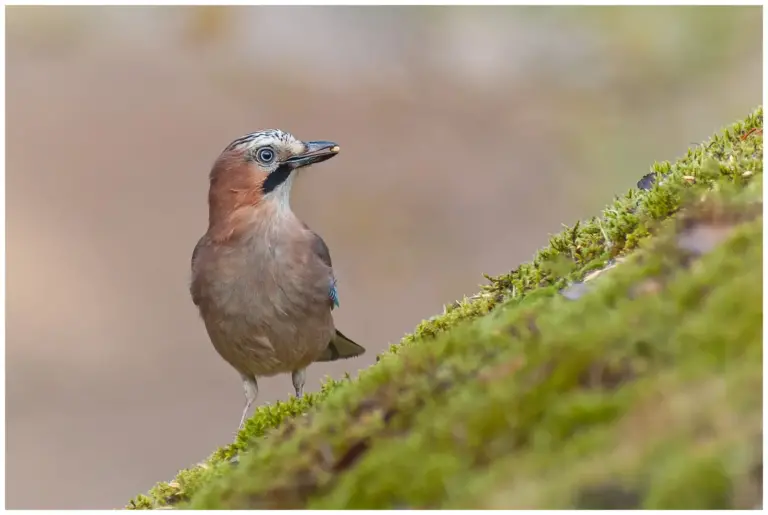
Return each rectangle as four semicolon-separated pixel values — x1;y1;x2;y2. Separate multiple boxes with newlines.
329;278;340;309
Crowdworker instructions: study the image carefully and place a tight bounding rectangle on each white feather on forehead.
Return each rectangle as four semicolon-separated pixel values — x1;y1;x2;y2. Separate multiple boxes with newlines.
225;129;304;154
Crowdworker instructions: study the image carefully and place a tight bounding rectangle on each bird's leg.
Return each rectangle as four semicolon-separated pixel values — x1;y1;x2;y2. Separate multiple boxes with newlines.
291;368;306;399
238;374;258;430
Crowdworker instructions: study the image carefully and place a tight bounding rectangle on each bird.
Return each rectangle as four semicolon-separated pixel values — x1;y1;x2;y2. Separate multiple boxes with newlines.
190;128;366;430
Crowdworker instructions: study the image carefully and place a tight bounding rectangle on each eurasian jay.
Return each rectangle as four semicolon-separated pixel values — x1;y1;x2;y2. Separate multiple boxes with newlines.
190;129;365;430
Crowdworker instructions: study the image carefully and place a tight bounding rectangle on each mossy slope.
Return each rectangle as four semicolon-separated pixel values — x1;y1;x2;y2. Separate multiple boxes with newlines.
129;108;763;510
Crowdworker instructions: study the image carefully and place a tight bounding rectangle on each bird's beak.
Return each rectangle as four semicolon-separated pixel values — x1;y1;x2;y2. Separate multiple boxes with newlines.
285;141;340;169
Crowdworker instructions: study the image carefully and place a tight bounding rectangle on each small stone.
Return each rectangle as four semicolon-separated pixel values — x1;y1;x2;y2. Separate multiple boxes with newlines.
583;268;604;282
638;171;672;190
637;172;657;191
560;282;591;300
677;224;735;256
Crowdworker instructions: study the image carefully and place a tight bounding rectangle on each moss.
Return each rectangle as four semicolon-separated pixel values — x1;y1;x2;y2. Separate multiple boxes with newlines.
644;454;733;509
128;107;762;510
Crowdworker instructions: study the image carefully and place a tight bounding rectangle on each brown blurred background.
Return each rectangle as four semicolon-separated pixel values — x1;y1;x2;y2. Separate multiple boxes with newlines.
5;5;762;509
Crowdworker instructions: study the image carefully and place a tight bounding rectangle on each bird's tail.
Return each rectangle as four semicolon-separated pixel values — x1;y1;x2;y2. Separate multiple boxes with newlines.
316;329;366;362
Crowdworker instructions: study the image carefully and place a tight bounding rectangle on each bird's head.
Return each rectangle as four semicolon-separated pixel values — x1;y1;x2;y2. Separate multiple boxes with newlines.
206;129;340;234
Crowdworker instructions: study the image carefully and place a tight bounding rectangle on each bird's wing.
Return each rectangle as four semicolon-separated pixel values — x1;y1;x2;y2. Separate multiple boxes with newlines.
190;236;207;307
304;227;366;362
307;228;340;309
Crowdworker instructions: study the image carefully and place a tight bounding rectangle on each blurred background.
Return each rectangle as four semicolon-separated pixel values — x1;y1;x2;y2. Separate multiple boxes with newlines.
5;5;762;509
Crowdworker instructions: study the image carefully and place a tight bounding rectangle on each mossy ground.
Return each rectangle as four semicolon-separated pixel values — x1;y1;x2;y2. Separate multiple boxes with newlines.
129;108;763;510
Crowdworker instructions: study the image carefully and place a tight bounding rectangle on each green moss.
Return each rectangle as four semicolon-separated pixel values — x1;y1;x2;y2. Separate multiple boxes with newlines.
128;107;762;510
644;454;733;509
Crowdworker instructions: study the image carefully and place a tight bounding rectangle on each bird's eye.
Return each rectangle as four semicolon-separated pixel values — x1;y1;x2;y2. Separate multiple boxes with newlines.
256;147;275;164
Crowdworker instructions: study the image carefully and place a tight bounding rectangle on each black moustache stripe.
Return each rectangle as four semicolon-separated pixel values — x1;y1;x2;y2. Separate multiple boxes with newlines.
261;164;293;194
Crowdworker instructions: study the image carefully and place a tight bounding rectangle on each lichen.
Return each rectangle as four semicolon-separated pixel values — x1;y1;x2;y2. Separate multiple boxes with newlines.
128;106;762;510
